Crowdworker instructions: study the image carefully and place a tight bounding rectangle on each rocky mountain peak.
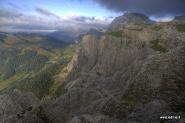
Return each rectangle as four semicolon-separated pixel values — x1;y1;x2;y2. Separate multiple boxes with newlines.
109;12;154;30
123;12;149;20
173;15;185;23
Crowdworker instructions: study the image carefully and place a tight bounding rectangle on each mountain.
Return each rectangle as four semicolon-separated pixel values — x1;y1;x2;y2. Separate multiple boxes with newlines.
0;13;185;123
48;28;87;43
109;12;154;31
76;28;104;43
86;28;104;38
0;33;76;98
48;27;105;43
174;15;185;23
173;15;185;32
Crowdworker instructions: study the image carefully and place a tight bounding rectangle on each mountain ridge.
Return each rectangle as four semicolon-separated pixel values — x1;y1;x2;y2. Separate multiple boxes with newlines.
109;12;154;31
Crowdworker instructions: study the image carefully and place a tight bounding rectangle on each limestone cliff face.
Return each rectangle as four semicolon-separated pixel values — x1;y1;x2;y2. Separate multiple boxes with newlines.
55;13;185;123
1;13;185;123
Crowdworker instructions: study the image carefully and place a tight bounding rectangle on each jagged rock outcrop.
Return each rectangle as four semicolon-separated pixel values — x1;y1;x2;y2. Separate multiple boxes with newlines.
0;90;44;123
1;13;185;123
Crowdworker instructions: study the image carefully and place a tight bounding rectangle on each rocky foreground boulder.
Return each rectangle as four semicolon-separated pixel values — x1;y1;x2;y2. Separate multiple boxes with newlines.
0;13;185;123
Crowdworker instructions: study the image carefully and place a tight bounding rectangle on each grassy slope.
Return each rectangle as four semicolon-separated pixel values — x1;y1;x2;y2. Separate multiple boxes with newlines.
0;33;76;98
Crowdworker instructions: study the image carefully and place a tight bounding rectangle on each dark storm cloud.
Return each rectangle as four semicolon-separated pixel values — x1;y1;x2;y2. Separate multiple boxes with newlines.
36;8;60;18
94;0;185;16
71;16;95;22
0;9;22;18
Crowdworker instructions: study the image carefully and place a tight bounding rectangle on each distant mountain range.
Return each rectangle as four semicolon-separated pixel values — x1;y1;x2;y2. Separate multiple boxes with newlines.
48;27;105;43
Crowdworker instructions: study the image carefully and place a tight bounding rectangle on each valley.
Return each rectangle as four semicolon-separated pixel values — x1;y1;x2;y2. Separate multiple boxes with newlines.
0;33;76;98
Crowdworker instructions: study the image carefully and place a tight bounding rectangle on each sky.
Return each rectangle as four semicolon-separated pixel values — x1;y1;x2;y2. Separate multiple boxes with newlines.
0;0;185;32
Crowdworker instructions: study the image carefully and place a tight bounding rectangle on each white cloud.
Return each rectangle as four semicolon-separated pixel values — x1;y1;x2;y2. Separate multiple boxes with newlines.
150;16;174;22
0;8;111;32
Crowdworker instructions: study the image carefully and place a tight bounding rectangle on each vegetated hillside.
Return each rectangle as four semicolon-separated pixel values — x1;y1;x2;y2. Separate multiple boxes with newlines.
0;33;76;98
0;13;185;123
